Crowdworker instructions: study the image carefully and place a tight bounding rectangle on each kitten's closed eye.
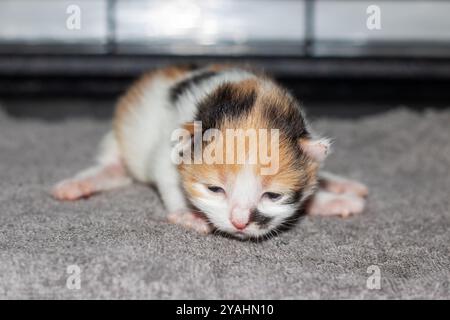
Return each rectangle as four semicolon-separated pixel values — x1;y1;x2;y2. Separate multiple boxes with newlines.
263;192;282;201
207;185;225;194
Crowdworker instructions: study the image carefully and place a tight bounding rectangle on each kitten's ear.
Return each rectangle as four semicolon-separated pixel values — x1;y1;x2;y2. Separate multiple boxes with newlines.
299;137;331;162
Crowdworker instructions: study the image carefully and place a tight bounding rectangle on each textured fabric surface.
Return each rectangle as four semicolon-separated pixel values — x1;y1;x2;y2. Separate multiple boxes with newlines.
0;105;449;299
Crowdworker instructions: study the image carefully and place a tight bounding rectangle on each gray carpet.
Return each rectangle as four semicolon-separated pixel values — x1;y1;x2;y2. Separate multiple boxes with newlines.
0;104;449;299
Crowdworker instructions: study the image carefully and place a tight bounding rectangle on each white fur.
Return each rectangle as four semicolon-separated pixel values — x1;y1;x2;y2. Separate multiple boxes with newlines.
188;165;300;238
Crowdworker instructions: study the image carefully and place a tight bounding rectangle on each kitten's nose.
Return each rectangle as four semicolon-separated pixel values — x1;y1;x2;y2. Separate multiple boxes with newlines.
231;219;248;230
231;207;250;230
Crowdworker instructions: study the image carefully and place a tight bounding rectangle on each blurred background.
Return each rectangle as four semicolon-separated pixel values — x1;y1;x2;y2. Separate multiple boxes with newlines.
1;0;450;118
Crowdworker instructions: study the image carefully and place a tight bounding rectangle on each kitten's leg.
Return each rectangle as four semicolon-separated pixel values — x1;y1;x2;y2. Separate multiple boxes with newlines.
158;177;213;234
51;132;132;200
159;180;213;234
154;153;212;234
51;163;131;200
318;171;369;197
306;190;365;218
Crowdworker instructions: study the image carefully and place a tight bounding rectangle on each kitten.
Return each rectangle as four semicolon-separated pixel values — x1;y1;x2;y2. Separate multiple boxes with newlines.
52;64;368;239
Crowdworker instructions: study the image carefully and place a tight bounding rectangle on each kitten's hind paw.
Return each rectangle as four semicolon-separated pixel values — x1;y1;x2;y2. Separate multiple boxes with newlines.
51;179;94;201
307;191;366;218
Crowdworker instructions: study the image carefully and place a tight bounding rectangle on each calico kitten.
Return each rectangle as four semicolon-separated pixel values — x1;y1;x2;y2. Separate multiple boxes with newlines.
52;65;368;239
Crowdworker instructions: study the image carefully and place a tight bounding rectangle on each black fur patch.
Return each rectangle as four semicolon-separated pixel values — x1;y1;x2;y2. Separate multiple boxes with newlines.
282;190;303;205
170;70;217;103
263;95;309;142
195;83;257;130
250;208;273;228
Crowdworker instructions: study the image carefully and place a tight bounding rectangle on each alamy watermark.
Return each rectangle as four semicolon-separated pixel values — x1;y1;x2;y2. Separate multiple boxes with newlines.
66;4;81;30
366;265;381;290
366;4;381;30
171;122;280;175
66;264;81;290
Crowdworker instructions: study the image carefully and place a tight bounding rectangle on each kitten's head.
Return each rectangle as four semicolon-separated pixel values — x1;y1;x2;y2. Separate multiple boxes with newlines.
177;80;330;239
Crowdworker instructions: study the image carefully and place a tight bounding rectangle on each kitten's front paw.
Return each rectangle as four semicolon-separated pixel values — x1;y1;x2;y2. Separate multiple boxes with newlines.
167;210;212;234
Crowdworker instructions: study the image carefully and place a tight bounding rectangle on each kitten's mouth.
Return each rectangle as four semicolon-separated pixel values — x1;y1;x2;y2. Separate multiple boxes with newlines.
231;226;271;239
231;230;274;241
214;221;272;240
232;226;253;236
212;225;273;240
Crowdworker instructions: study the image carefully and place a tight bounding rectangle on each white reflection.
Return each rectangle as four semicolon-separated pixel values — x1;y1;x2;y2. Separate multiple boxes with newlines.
146;0;202;36
196;18;218;45
116;0;305;48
